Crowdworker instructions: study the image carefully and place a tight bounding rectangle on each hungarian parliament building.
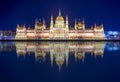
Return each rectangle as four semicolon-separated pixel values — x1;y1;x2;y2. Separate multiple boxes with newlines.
15;10;105;40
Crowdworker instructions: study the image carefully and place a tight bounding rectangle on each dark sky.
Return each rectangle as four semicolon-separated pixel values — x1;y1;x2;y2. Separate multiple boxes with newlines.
0;0;120;31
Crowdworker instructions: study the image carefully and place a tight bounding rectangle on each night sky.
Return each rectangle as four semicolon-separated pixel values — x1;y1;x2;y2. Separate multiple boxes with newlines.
0;0;120;31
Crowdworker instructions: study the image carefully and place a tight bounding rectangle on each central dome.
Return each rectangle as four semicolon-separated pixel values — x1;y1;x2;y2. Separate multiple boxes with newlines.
56;9;64;21
56;15;64;21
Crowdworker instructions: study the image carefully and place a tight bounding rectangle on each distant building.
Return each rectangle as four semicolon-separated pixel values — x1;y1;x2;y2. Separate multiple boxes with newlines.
15;10;105;40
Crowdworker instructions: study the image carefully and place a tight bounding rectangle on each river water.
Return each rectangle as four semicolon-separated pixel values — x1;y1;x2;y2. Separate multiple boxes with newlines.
0;41;120;82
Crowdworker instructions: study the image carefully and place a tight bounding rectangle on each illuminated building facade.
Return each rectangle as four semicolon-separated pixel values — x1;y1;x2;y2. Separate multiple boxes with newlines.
15;10;105;40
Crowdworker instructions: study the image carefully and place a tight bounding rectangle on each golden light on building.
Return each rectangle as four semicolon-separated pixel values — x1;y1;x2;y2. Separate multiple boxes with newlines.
15;10;105;40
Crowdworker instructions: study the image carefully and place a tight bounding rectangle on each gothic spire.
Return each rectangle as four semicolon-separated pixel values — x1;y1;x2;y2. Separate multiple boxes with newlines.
66;15;68;23
59;9;61;16
75;18;77;24
43;18;45;24
50;15;53;29
51;15;53;20
82;18;84;24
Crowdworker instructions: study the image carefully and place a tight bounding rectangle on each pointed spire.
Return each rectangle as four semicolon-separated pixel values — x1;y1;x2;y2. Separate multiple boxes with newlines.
59;9;61;16
28;27;30;29
66;15;68;20
50;15;53;29
39;18;42;22
35;19;37;24
94;24;96;27
17;24;19;27
51;15;53;20
74;18;77;30
23;24;25;27
66;15;68;23
82;18;84;24
75;18;77;24
66;15;69;28
78;18;80;22
51;15;53;24
91;25;93;29
43;18;45;24
101;24;103;27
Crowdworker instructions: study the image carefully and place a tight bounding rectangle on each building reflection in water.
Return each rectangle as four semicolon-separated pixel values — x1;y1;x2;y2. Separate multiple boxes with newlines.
0;41;120;71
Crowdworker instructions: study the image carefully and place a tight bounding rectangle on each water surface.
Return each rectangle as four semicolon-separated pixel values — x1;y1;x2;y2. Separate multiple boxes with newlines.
0;41;120;82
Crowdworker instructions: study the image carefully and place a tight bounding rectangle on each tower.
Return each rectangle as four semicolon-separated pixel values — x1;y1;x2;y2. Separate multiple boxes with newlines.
94;24;105;39
59;9;61;16
35;19;46;30
43;18;46;29
82;19;85;30
66;15;69;29
50;15;53;29
74;19;77;30
77;19;85;30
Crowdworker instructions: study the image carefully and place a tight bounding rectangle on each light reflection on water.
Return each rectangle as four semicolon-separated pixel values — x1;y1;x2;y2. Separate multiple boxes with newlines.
0;41;120;82
0;41;120;67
